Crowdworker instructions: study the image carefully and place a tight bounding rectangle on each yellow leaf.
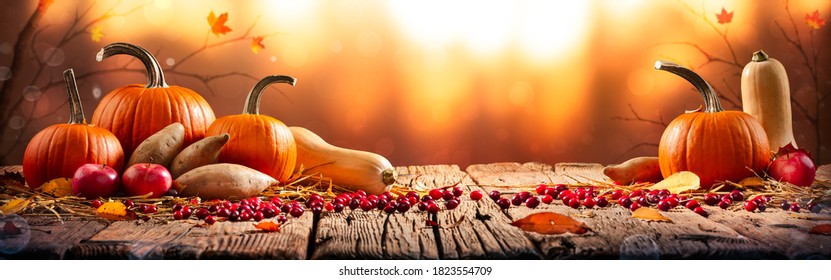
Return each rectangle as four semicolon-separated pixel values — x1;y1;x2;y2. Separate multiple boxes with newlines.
207;10;232;36
38;178;73;197
96;201;136;221
646;171;700;194
0;198;33;215
250;36;265;54
90;26;104;42
631;207;673;222
739;176;765;188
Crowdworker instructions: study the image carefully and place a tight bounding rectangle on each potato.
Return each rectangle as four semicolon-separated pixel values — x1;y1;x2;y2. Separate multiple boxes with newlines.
174;163;277;200
127;123;185;167
168;133;229;179
603;156;663;184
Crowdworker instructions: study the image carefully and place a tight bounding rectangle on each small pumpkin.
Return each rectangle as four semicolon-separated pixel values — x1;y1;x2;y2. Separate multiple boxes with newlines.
654;61;771;187
741;50;796;152
206;75;297;183
23;69;125;189
91;42;215;161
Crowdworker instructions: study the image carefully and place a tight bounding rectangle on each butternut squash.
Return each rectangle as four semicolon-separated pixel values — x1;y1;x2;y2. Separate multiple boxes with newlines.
741;50;796;152
290;126;397;195
603;156;663;185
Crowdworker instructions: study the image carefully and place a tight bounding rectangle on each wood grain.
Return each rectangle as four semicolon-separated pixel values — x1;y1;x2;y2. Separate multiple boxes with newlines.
0;216;107;259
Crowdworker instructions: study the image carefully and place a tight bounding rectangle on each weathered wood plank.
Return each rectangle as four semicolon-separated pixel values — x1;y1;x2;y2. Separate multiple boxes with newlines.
709;207;831;259
466;162;782;259
65;220;193;259
1;216;107;259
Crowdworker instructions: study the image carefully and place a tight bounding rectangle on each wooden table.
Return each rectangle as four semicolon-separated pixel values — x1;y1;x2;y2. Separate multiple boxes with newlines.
2;163;830;260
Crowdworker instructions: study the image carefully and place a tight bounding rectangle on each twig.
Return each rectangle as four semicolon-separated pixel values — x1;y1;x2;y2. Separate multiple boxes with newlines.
612;104;667;127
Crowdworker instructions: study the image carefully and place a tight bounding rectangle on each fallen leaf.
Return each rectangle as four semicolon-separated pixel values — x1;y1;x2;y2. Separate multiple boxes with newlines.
254;221;281;232
809;224;831;235
0;165;25;188
739;176;765;188
632;207;673;222
38;178;73;197
716;7;734;24
38;0;54;11
805;10;826;30
0;198;33;215
647;171;700;194
96;201;136;221
207;10;232;36
90;26;104;42
251;36;265;54
510;212;589;235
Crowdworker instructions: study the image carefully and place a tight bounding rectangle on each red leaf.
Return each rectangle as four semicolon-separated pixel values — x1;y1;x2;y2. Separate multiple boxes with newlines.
805;10;826;30
207;10;232;36
510;212;589;235
254;221;281;232
716;7;734;24
809;224;831;236
251;37;265;54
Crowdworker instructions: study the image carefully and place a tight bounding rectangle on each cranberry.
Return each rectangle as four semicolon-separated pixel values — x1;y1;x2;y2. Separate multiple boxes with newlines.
525;197;540;208
536;184;548;195
618;197;633;208
790;204;801;212
544;188;559;199
397;201;411;213
354;190;367;198
179;207;192;219
554;184;568;192
418;201;429;211
427;202;440;214
703;194;719;206
324;202;334;212
780;201;791;210
575;188;587;199
408;196;419;206
519;191;532;201
221;200;233;209
452;187;464;197
165;188;179;197
217;208;231;218
559;190;573;200
511;194;524;206
489;190;501;201
718;200;731;209
582;197;596;209
376;198;388;210
446;198;461;210
729;190;744;202
205;215;216;225
143;205;158;214
694;206;708;217
359;199;374;211
666;197;679;208
657;200;671;211
436;190;450;201
429;189;443;200
333;203;345;213
248;197;262;206
122;200;135;209
262;207;276;218
808;203;822;214
757;203;767;212
276;215;288;223
289;207;304;217
90;200;103;208
541;195;554;204
239;211;251;221
383;203;397;214
561;193;574;205
237;204;252;213
629;202;642;212
611;190;625;200
658;189;670;199
496;198;511;209
421;195;434;202
228;210;240;221
207;204;219;213
568;198;581;209
195;208;210;219
596;197;609;208
721;195;733;204
685;200;700;210
173;210;184;220
348;198;361;210
743;200;758;212
630;189;643;198
470;190;483;201
311;206;323;215
637;195;650;207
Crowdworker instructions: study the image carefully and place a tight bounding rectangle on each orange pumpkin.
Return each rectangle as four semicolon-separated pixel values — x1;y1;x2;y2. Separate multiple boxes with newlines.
23;69;124;190
206;75;297;183
655;61;771;187
91;42;215;161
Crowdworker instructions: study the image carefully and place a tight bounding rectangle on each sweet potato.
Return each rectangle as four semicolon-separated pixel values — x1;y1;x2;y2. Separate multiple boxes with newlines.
127;123;185;168
603;156;663;184
174;163;277;200
168;133;230;179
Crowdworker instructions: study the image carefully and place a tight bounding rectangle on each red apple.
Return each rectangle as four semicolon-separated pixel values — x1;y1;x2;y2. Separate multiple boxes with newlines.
769;143;816;187
71;163;120;199
122;163;172;198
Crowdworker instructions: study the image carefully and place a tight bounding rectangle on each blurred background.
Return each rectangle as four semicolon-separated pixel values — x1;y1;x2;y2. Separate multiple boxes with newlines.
1;0;829;168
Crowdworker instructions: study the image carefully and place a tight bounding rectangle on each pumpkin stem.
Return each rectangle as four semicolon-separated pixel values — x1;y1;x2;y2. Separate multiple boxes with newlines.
63;69;86;125
97;42;168;88
381;168;398;186
654;60;723;113
752;50;769;62
243;75;297;115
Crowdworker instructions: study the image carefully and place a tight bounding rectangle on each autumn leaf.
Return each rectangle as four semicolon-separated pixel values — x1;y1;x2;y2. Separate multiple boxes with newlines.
716;7;734;24
250;36;265;54
207;10;232;36
96;201;136;221
510;212;589;235
254;221;281;232
809;224;831;236
39;178;73;198
805;10;826;30
631;207;673;222
0;165;25;188
0;198;33;215
738;176;765;188
3;221;22;235
90;26;104;42
646;171;700;194
38;0;54;11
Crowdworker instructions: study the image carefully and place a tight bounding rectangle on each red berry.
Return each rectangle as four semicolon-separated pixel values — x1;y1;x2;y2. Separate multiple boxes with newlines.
325;202;334;212
780;201;791;210
195;207;210;219
470;190;483;201
596;197;609;208
421;195;433;202
729;190;744;202
618;197;633;208
718;200;731;209
536;184;548;195
541;195;554;204
808;203;821;214
359;199;374;211
262;207;275;218
568;198;580;209
376;199;388;210
418;201;429;211
610;190;624;200
289;206;305;217
383;203;397;214
489;190;501;201
554;184;568;192
519;191;532;201
311;206;323;215
348;198;361;210
525;197;540;208
685;199;700;210
657;200;671;211
397;201;411;213
204;215;216;225
694;206;708;217
544;188;559;198
122;199;135;209
173;210;184;220
511;194;524;206
666;197;679;208
704;193;719;206
629;202;642;212
452;186;464;197
354;190;367;198
408;196;419;206
172;203;184;212
143;205;158;214
427;202;440;214
277;215;288;223
757;203;767;212
637;195;650;207
440;190;453;201
333;203;345;213
446;198;461;210
496;198;511;209
630;189;643;198
428;189;443;200
181;207;192;219
239;211;251;221
658;189;670;199
90;200;103;208
790;204;801;212
582;197;596;209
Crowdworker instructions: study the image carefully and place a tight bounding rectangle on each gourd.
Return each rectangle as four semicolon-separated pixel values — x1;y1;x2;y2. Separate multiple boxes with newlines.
91;42;215;161
206;76;297;183
290;126;397;195
23;69;125;189
655;61;771;187
741;50;796;152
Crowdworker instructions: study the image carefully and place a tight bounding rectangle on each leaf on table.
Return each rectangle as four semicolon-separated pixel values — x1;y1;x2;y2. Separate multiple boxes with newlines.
0;165;25;188
716;7;733;24
251;36;265;54
254;221;281;232
207;10;232;36
38;177;73;198
809;224;831;236
647;171;700;194
96;201;136;221
510;212;589;235
0;197;33;215
738;176;765;188
632;207;673;222
805;10;826;30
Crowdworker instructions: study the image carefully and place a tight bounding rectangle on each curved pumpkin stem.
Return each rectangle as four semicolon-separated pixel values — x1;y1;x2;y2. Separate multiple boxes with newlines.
243;75;297;115
654;60;723;113
97;42;168;88
63;69;86;125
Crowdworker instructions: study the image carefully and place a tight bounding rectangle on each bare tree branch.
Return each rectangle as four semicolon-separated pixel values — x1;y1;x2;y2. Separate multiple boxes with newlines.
612;103;668;127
